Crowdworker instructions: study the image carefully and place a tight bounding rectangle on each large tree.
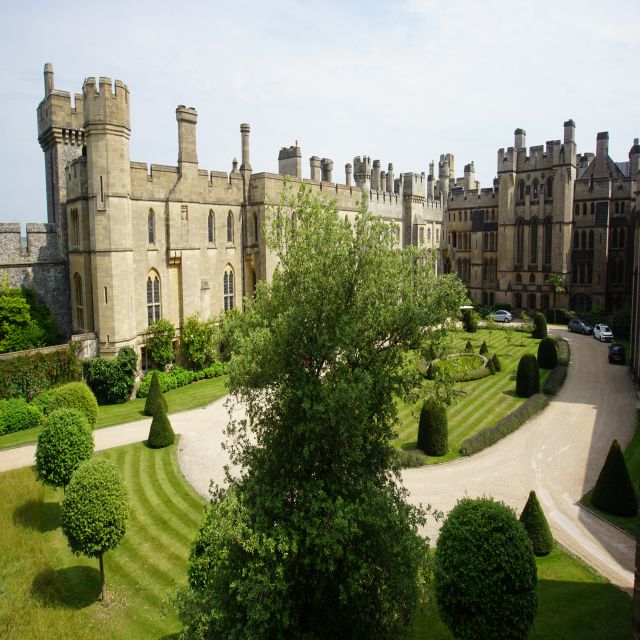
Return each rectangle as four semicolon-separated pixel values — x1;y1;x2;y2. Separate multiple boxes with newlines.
176;185;467;639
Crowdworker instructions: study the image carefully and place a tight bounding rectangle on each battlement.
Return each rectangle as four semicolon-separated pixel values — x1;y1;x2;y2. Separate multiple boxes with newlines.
402;172;426;198
278;145;301;160
82;76;130;130
37;89;85;145
0;223;63;263
449;186;498;207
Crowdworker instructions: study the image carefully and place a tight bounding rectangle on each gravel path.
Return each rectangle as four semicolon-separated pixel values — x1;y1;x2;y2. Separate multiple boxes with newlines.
0;327;635;592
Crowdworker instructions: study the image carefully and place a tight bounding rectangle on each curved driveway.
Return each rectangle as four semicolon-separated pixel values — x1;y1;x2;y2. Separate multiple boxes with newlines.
0;328;635;592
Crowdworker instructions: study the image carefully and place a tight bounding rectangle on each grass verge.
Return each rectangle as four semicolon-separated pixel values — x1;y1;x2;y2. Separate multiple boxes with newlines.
0;375;229;451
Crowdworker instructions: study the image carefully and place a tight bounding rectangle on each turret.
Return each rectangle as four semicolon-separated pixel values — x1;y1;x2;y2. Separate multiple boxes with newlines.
427;161;435;200
463;162;476;190
240;123;252;172
514;128;526;150
386;163;394;193
594;131;609;174
353;156;371;191
321;158;333;183
278;144;302;177
438;154;450;199
176;106;198;174
372;159;381;191
44;63;54;96
564;119;576;144
310;156;321;181
345;163;353;186
629;138;640;177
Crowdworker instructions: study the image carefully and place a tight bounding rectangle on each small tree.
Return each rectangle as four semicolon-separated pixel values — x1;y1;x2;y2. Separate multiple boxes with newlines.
537;337;558;369
503;325;514;354
144;371;168;417
532;312;548;339
417;399;448;456
462;308;478;333
181;313;220;370
147;405;175;449
479;340;488;355
545;273;566;324
519;311;530;346
49;382;99;427
519;490;553;556
61;458;130;600
464;340;473;352
491;353;501;372
516;354;540;398
146;318;175;370
435;497;537;640
591;439;638;517
84;346;137;405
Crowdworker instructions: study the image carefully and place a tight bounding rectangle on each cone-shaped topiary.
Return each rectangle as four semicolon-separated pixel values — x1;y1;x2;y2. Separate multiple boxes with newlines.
465;340;473;353
591;439;637;517
147;405;175;449
144;371;168;417
479;340;488;355
519;491;553;556
537;337;558;369
462;309;478;333
532;312;548;339
491;353;501;372
516;354;540;398
487;358;496;375
417;399;448;456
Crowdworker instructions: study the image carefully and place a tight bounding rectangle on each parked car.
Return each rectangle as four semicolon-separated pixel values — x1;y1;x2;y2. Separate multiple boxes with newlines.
567;318;593;335
491;310;512;323
593;324;613;342
608;343;626;364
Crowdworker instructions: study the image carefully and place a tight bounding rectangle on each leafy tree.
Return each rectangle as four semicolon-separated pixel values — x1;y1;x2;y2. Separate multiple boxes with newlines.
435;497;538;640
532;312;548;339
520;490;553;556
144;371;168;416
537;337;558;369
175;185;467;639
61;458;130;601
462;308;478;333
181;313;220;370
83;346;138;404
519;311;530;346
516;354;540;398
146;318;175;370
49;382;98;427
217;308;247;363
147;404;175;448
417;398;448;456
35;408;94;489
545;273;566;324
591;439;637;517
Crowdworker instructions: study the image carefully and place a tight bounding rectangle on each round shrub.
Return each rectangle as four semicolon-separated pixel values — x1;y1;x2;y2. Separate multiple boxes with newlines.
516;354;540;398
491;353;501;372
519;490;553;556
435;497;538;640
0;398;43;435
479;340;488;355
537;337;558;369
35;408;94;488
147;406;175;449
462;309;478;333
591;439;637;517
417;399;448;456
49;382;98;427
532;312;548;339
144;371;168;417
31;388;57;416
464;340;473;353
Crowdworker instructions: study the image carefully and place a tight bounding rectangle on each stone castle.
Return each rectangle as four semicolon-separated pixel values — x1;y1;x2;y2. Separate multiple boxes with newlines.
1;64;637;360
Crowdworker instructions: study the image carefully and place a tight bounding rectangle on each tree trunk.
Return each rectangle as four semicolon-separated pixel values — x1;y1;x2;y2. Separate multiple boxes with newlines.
99;552;105;601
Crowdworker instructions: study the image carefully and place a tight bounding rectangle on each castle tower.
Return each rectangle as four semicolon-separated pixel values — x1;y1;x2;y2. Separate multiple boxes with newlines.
278;144;302;177
176;105;198;175
438;155;451;201
427;161;435;200
345;163;353;186
630;138;640;177
371;159;381;191
321;158;333;182
310;156;321;181
387;163;394;193
81;75;135;352
353;156;371;192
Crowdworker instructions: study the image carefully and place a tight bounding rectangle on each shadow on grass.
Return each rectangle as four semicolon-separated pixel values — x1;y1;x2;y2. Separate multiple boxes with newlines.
13;499;60;532
31;566;101;608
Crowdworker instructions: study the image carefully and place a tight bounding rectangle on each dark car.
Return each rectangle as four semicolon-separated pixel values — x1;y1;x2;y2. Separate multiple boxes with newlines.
568;318;593;335
608;343;626;364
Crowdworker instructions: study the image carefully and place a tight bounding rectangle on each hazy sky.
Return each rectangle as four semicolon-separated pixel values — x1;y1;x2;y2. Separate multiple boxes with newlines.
1;0;638;227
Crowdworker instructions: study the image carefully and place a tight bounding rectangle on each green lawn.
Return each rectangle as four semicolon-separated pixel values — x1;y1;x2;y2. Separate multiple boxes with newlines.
580;409;640;536
0;441;631;639
394;329;550;462
0;375;229;451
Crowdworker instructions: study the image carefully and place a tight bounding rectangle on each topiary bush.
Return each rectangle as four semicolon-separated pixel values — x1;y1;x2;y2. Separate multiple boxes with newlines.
147;405;175;449
464;340;473;352
0;398;43;435
462;309;478;333
84;346;138;405
417;399;448;456
591;439;637;517
479;340;488;355
487;357;496;375
35;408;94;489
532;312;548;339
516;354;540;398
435;497;537;640
537;337;558;369
144;371;168;417
49;382;98;427
519;490;553;556
491;353;501;372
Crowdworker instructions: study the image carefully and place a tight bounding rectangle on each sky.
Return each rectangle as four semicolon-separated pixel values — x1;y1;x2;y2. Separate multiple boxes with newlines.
1;0;639;227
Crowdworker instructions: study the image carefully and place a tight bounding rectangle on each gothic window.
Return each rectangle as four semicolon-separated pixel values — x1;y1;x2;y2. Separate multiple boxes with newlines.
518;180;525;202
223;265;235;311
620;228;625;248
516;219;524;263
530;218;538;263
615;202;620;214
252;268;257;293
583;203;587;216
543;217;553;264
590;202;595;215
532;179;539;201
436;228;440;242
546;177;553;200
529;273;535;284
253;212;259;243
148;210;155;245
146;272;161;325
612;229;618;249
208;210;215;244
426;227;431;242
70;209;79;246
573;231;579;249
574;204;579;217
483;259;487;281
588;230;594;249
516;273;522;284
621;202;626;214
73;273;84;330
452;232;457;248
587;262;593;284
581;230;587;249
227;211;234;244
572;263;578;284
579;263;585;284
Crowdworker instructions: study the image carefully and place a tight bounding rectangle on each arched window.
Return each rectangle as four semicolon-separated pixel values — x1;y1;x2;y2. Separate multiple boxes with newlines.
615;202;620;214
587;262;593;284
208;210;215;244
252;268;257;293
227;211;234;244
253;211;259;243
452;232;457;248
148;210;155;245
546;177;553;200
223;265;235;310
572;263;578;284
73;273;84;330
590;202;595;215
427;227;431;242
530;218;538;264
146;272;161;325
621;202;626;214
588;230;594;249
518;180;525;202
582;203;587;216
516;273;522;284
574;204;579;217
482;259;487;281
516;219;524;263
573;231;579;249
543;217;553;264
581;230;587;249
612;229;618;249
579;263;585;284
70;209;79;246
529;273;536;284
532;179;539;201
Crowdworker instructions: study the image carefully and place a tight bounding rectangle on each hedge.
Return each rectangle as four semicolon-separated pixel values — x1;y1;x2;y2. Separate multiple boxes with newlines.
0;398;43;435
0;347;82;401
137;362;228;398
394;449;428;469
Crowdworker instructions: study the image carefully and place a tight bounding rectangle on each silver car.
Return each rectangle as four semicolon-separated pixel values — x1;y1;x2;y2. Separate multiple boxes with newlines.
593;324;613;342
492;310;512;323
